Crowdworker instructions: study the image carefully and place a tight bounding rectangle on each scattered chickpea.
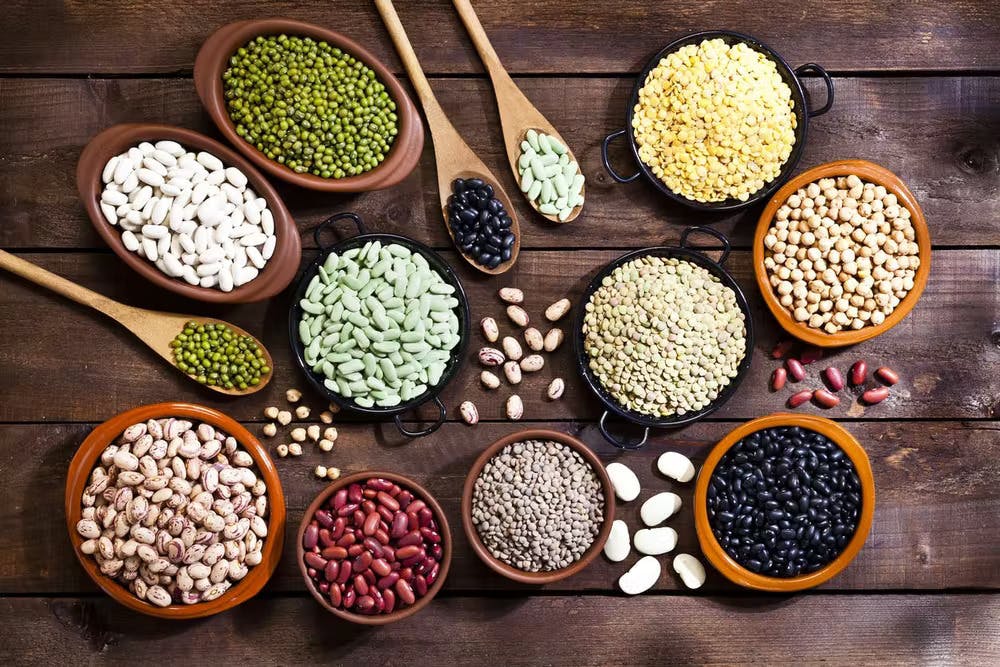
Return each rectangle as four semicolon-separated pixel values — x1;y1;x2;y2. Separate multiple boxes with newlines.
294;405;310;419
275;444;289;458
323;427;339;443
314;465;328;479
327;467;341;481
319;411;334;424
306;424;321;442
328;402;341;415
288;443;303;457
276;410;292;426
285;388;302;403
263;406;279;420
262;423;277;438
318;439;335;452
290;427;307;443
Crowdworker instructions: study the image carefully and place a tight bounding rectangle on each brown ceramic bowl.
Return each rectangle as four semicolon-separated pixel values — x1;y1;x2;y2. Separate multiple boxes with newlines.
194;19;424;192
754;159;931;347
693;413;875;592
77;123;301;304
296;471;451;625
461;429;616;584
65;403;286;619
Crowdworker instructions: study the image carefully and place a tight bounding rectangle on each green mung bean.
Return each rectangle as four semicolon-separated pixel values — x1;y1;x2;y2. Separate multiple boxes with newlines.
170;321;270;390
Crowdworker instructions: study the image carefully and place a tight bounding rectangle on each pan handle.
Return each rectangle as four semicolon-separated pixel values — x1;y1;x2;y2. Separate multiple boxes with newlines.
392;396;446;438
794;63;834;117
601;129;642;183
598;411;650;450
680;226;732;265
313;212;368;252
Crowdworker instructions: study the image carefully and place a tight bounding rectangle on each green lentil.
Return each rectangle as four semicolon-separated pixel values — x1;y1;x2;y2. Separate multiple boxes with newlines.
222;34;399;179
170;321;270;390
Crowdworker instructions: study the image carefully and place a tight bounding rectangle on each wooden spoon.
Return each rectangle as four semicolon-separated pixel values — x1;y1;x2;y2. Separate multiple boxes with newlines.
452;0;585;224
0;250;272;396
375;0;521;275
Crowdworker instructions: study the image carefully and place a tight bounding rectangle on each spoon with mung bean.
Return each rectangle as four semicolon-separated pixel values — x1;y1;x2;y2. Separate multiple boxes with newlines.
0;250;272;396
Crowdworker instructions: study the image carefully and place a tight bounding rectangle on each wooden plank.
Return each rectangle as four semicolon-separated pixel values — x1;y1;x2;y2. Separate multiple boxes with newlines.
0;250;996;423
1;594;997;664
3;420;998;594
2;1;999;74
3;76;1000;250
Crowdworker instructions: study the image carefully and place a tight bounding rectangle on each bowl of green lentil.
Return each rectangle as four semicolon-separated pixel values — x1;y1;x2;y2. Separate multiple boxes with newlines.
195;19;424;192
574;227;755;449
288;212;471;438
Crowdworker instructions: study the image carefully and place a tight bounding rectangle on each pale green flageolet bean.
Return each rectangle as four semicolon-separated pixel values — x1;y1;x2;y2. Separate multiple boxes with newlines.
517;130;584;217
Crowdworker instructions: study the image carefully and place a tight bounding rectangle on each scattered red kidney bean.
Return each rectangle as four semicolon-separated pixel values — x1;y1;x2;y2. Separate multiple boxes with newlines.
303;477;444;615
771;340;795;359
850;361;867;386
862;387;890;404
823;367;845;392
812;389;841;408
785;358;806;382
787;390;813;408
771;368;787;392
875;367;899;386
799;347;823;365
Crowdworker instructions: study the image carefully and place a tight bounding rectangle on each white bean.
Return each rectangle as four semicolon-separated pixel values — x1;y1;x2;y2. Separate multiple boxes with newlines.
633;527;677;556
605;462;640;502
619;555;661;595
657;451;696;482
672;553;706;589
640;492;682;526
603;519;630;562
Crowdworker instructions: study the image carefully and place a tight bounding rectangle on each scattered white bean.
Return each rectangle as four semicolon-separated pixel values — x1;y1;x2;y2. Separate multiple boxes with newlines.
640;492;682;526
633;527;678;556
672;553;707;589
605;462;641;502
657;451;696;483
618;555;661;595
603;519;631;562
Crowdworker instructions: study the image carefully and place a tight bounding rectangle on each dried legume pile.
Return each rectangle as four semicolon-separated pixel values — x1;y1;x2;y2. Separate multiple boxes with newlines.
446;177;516;269
223;34;398;178
632;38;796;203
302;477;444;615
471;440;604;572
298;240;462;408
99;141;275;291
75;418;269;607
583;255;747;417
170;321;271;390
517;129;584;221
763;175;920;333
707;426;861;577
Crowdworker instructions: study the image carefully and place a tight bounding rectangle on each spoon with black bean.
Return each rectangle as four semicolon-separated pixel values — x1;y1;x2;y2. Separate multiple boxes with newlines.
376;0;521;275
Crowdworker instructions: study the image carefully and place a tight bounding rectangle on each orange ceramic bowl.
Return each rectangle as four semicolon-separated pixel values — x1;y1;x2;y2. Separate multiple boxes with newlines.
693;413;874;592
65;403;286;618
461;429;615;584
754;159;931;347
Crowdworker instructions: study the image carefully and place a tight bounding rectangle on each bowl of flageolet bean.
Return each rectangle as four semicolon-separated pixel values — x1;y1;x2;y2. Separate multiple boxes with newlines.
754;159;931;347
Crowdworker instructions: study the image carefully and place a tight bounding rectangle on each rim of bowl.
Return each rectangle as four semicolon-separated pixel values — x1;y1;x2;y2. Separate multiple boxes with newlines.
76;123;302;304
194;18;425;192
693;413;875;592
461;429;616;584
296;471;452;625
753;159;932;347
621;29;813;212
65;402;287;619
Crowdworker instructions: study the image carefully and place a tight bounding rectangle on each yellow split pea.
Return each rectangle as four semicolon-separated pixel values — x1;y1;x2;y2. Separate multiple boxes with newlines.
632;39;797;203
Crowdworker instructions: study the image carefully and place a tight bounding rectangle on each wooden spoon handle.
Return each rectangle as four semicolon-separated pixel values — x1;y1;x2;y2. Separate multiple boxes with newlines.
452;0;508;81
0;249;130;320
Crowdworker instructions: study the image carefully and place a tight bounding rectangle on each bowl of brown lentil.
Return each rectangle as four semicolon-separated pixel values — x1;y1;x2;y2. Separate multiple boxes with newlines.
601;30;833;212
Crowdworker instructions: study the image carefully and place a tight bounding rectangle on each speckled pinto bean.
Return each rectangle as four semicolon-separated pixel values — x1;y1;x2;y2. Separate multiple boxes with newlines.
302;478;443;615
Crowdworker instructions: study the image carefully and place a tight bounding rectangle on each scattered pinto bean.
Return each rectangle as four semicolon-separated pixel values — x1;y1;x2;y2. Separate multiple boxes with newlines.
770;368;787;392
787;390;813;408
823;367;845;392
812;389;841;408
875;367;899;386
862;387;891;404
785;358;806;382
850;361;867;386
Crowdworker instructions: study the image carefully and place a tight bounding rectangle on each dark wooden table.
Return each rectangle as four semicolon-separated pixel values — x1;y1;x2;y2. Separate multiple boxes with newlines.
2;1;999;663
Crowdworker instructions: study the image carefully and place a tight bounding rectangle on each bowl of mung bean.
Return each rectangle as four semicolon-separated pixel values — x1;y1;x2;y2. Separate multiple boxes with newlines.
574;227;755;449
194;19;424;192
289;212;471;438
754;159;931;347
601;30;833;211
694;413;875;592
461;429;615;584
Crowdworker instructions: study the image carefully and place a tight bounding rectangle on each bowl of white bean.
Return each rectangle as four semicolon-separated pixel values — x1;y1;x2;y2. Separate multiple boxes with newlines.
754;159;931;347
65;402;286;619
77;123;301;303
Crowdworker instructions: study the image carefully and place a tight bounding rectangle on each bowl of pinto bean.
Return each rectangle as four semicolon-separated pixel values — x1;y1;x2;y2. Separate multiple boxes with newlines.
296;471;451;624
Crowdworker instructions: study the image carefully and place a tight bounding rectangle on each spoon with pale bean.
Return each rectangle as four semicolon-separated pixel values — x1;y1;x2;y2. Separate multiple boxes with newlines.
0;250;272;395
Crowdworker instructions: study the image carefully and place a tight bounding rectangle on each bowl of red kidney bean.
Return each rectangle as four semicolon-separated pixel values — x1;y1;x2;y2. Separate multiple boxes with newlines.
297;471;451;624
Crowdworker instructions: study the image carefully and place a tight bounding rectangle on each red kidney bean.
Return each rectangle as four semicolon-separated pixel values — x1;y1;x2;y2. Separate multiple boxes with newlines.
318;528;334;548
407;511;419;531
322;546;348;560
377;491;400;511
382;588;396;614
397;530;422;548
395;545;421;560
395;579;416;605
369;587;384;612
391;560;401;571
354;574;369;596
862;387;890;404
347;544;365;557
324;560;339;582
875;367;899;386
418;508;434;527
787;390;813;408
336;503;358;517
343;587;356;609
372;558;391;577
353;509;366;526
348;484;363;504
307;567;317;579
336;560;353;584
368;478;393;492
850;360;867;386
771;367;787;392
332;489;348;510
389;484;401;496
420;527;441;543
400;550;425;568
426;562;440;586
330;517;346;540
362;487;377;499
337;533;356;548
329;584;342;607
812;389;840;408
304;552;327;570
315;509;334;528
355;595;375;612
399;567;414;581
413;574;428;597
377;505;394;523
430;544;443;560
303;523;319;550
353;551;373;574
391;513;408;538
363;569;376;585
363;512;381;536
378;572;400;590
374;528;390;545
420;556;436;573
823;367;845;392
396;491;413;509
785;358;806;382
383;546;395;562
407;499;426;515
363;537;384;558
800;346;823;365
361;499;377;515
771;339;794;359
319;581;329;594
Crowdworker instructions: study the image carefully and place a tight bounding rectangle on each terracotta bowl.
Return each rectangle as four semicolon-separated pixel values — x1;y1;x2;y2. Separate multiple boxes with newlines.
77;123;301;304
296;471;451;625
461;429;616;584
754;159;931;347
693;413;875;592
194;18;424;192
65;403;286;619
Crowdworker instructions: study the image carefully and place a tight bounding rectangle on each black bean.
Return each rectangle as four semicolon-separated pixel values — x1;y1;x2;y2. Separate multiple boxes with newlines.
445;177;517;269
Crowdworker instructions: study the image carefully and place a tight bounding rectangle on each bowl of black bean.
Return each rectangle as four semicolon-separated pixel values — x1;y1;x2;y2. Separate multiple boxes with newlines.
693;413;874;592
